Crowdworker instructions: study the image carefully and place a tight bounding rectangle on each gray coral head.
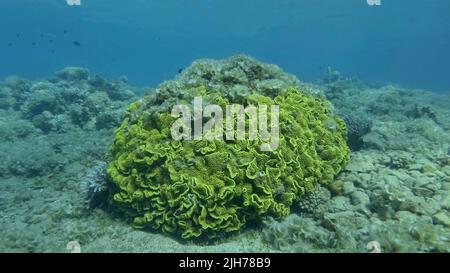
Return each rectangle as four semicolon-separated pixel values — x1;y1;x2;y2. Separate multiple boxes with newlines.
80;161;108;209
55;67;90;82
341;112;373;150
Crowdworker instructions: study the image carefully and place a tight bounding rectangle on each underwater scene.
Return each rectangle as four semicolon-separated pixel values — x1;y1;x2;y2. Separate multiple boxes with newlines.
0;0;449;253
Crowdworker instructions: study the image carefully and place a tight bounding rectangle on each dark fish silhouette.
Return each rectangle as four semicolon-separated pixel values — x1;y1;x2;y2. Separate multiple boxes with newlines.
64;29;67;34
73;41;81;46
32;42;36;46
16;33;20;39
178;68;184;74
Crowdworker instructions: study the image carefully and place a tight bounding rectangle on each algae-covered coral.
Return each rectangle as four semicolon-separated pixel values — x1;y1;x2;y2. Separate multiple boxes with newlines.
106;56;350;239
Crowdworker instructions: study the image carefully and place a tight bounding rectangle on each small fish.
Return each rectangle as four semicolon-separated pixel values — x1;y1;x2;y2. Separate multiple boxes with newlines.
177;68;184;74
40;33;56;42
73;41;81;46
32;42;36;46
64;29;67;34
16;33;20;39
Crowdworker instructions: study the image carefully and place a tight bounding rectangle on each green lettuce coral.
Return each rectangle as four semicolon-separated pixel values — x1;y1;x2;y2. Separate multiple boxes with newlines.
106;55;350;239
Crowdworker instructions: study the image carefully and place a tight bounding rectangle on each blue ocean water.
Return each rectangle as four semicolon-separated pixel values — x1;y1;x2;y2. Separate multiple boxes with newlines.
1;0;450;91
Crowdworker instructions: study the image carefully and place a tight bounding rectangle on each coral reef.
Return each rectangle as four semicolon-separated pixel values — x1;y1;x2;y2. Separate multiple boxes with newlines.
107;55;350;239
1;57;449;253
0;86;16;109
55;67;90;82
5;68;140;133
296;185;331;215
341;112;373;150
0;69;142;178
79;161;109;209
